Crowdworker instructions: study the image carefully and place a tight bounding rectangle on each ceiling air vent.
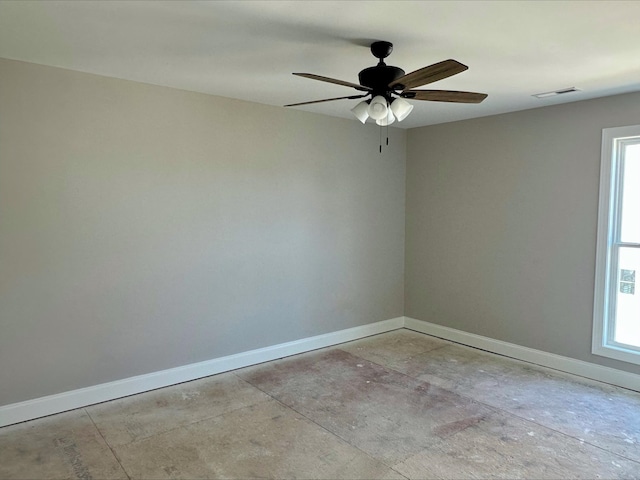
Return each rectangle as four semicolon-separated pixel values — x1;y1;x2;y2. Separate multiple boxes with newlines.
532;87;581;99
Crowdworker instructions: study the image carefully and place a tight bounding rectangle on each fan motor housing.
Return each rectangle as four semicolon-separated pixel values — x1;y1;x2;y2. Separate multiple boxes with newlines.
358;65;405;94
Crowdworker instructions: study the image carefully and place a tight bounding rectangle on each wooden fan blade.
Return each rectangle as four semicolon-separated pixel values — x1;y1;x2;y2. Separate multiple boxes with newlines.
293;73;371;92
284;94;368;107
402;90;487;103
389;60;468;91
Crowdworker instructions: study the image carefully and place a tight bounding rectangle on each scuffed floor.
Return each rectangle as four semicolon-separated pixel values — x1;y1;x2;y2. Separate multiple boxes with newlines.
2;329;640;479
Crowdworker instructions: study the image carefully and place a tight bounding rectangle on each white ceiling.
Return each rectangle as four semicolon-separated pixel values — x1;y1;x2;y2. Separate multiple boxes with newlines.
1;0;640;129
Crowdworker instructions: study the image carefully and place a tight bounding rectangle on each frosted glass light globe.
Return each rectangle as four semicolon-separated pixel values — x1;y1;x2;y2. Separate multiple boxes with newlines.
367;96;388;120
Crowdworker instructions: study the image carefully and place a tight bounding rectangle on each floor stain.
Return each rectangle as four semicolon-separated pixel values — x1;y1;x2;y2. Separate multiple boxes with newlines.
54;437;92;480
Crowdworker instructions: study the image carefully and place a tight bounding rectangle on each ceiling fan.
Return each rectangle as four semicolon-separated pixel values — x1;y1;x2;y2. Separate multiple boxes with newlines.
285;41;487;126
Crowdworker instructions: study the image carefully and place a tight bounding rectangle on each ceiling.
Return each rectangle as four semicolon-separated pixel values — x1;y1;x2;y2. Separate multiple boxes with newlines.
1;0;640;129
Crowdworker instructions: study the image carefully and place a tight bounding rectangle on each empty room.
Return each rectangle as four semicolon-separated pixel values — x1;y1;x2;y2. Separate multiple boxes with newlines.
1;1;640;479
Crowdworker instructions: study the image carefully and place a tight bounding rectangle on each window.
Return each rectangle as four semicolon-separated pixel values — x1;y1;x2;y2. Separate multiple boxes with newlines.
593;125;640;364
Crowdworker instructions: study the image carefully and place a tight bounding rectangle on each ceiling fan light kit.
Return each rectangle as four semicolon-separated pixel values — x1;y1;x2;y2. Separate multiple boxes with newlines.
351;96;414;126
286;41;487;150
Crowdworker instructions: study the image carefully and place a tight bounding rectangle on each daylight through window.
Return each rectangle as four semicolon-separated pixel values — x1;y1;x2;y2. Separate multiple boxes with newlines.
593;125;640;365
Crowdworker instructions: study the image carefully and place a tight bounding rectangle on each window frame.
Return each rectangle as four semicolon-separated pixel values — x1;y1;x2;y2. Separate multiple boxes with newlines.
592;124;640;365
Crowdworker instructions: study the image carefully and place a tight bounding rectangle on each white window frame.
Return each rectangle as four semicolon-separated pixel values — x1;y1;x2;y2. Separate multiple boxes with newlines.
592;124;640;365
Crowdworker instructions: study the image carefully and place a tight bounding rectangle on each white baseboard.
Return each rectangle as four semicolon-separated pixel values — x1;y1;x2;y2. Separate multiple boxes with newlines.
4;315;639;428
0;317;404;428
404;317;640;392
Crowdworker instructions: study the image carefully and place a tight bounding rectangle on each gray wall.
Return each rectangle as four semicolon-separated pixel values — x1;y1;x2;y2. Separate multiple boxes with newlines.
4;55;640;409
0;58;406;406
405;92;640;375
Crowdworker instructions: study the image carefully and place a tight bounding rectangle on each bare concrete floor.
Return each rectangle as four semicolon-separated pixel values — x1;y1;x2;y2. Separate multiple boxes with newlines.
2;329;640;479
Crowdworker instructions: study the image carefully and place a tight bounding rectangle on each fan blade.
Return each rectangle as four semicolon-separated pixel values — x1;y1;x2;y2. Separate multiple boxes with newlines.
389;60;468;91
284;94;368;107
293;73;371;92
402;90;487;103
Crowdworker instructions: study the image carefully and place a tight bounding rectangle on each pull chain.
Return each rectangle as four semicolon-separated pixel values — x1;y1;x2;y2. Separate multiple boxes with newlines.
378;122;390;153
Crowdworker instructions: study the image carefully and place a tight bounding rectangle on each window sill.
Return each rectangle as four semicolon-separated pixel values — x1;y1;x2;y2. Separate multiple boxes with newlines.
593;342;640;366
